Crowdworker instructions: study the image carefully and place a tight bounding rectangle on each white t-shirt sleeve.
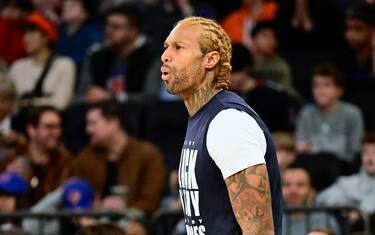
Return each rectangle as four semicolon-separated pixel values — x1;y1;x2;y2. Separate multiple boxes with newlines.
206;109;267;179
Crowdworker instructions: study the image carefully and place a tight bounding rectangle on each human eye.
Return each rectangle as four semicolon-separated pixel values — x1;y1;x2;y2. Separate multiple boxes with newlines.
175;43;182;50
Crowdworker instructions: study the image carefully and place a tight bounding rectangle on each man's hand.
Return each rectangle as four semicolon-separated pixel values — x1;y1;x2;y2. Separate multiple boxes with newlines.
225;164;274;235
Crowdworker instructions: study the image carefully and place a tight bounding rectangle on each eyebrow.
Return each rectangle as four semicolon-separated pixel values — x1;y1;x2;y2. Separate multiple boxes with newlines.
164;40;188;47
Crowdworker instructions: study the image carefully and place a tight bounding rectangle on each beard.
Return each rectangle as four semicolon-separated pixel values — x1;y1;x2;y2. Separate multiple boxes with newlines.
165;62;203;95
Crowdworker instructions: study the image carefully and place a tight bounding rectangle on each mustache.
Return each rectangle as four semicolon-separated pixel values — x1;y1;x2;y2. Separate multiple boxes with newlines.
162;64;172;70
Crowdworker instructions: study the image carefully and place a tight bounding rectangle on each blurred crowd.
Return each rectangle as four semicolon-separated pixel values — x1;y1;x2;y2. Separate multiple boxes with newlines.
0;0;375;234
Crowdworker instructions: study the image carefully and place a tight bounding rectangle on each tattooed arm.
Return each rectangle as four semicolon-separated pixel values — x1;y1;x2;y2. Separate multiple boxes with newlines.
225;163;274;235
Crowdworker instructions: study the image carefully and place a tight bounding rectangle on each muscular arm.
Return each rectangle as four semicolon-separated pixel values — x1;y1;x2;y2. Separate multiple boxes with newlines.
225;163;274;235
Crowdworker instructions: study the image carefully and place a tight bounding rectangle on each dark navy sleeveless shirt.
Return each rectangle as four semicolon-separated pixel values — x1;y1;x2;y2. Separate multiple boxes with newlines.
178;90;282;235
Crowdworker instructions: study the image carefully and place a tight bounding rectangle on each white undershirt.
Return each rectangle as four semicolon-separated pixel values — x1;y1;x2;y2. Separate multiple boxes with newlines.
206;109;267;179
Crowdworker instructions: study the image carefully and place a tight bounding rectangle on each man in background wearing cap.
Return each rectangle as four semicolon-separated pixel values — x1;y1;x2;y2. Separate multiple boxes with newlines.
7;12;75;111
22;178;96;235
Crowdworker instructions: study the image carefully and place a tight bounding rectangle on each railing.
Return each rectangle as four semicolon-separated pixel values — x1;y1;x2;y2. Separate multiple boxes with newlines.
150;206;372;235
0;206;371;235
283;206;371;235
0;210;124;235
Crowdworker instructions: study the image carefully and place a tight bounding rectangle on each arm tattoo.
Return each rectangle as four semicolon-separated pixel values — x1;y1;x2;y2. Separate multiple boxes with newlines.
225;164;274;235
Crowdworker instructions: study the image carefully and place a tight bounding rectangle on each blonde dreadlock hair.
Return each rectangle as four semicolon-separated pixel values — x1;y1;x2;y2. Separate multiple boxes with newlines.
177;17;232;90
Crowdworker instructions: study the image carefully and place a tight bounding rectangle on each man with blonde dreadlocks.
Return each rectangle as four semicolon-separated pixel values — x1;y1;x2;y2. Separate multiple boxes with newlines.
161;17;282;235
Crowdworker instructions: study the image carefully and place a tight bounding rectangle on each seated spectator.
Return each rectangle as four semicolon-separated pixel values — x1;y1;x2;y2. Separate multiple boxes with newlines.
336;2;375;94
0;106;71;204
250;21;295;96
272;132;296;174
0;0;34;64
296;63;364;163
336;2;375;130
70;101;166;220
22;178;97;235
25;177;144;235
56;0;102;71
0;77;26;159
0;172;29;231
7;12;75;111
221;0;278;48
77;4;157;105
316;133;375;214
282;167;340;234
229;43;300;132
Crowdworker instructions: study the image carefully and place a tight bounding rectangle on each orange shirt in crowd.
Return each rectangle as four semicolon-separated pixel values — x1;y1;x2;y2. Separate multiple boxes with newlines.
221;1;278;45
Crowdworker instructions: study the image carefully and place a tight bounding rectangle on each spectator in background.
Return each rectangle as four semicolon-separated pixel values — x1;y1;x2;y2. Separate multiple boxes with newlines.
22;178;97;235
272;132;296;174
0;106;71;204
8;12;75;111
282;167;340;235
0;172;29;231
0;77;26;159
221;0;278;48
0;0;34;65
56;0;102;72
70;101;165;228
336;2;375;130
77;4;156;105
250;20;295;95
229;43;300;132
31;0;60;23
316;133;375;215
338;2;375;93
296;63;364;163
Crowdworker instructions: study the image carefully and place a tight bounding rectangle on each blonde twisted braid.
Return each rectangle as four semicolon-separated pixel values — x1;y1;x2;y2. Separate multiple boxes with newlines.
177;17;232;90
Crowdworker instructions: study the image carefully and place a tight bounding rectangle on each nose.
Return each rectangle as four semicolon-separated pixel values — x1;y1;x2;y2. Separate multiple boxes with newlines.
161;47;171;63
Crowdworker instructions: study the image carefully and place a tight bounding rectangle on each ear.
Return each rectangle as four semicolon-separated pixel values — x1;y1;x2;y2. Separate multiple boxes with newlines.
26;125;36;139
202;51;220;70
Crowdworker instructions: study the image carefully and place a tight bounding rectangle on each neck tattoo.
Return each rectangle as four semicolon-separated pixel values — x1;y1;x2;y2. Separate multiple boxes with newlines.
184;80;220;117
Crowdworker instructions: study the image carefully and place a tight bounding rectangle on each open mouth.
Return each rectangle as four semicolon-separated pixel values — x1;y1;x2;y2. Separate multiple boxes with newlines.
161;66;171;81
